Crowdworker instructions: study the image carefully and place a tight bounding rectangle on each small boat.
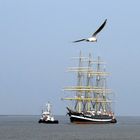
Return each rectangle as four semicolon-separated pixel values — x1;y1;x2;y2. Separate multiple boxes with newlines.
38;102;59;124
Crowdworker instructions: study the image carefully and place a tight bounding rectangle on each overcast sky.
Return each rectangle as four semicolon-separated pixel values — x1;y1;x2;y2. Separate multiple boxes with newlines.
0;0;140;116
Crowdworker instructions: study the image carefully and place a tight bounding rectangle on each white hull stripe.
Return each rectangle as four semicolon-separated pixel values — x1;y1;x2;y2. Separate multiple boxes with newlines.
71;115;112;122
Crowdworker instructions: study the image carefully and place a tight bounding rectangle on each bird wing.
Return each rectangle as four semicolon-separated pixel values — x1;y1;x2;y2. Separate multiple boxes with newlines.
73;39;86;43
92;19;107;36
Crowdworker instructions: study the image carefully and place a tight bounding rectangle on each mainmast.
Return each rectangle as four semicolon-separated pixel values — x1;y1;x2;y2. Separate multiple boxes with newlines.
84;53;92;112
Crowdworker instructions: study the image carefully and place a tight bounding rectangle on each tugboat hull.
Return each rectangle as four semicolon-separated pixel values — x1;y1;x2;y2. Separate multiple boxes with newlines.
38;119;59;124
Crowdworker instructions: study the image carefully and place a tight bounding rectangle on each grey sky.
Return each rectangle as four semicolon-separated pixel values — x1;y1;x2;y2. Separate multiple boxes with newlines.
0;0;140;116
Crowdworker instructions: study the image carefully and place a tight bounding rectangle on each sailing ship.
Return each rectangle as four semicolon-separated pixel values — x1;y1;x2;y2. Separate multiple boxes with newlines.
62;52;117;124
38;102;59;124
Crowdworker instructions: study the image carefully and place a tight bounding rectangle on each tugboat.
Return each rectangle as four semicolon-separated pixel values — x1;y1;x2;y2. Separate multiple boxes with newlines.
38;102;59;124
62;52;117;124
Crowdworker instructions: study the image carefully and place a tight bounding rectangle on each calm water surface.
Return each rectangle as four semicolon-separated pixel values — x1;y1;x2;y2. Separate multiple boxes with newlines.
0;116;140;140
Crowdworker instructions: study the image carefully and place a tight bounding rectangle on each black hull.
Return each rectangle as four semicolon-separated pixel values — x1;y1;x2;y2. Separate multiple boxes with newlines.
38;119;59;124
67;107;117;124
70;115;117;124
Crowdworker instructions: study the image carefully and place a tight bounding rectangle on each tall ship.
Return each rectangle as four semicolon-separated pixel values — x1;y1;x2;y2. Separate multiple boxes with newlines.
62;51;117;124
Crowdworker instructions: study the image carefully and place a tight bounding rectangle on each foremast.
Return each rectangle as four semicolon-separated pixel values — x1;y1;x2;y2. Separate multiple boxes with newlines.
63;51;114;115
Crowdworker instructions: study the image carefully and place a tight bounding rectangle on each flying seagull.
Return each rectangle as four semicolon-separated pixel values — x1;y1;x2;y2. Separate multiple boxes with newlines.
73;19;107;43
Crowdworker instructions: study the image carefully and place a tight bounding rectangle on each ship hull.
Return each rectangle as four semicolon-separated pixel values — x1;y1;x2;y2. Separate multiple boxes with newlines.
67;108;117;124
69;114;117;124
38;119;59;124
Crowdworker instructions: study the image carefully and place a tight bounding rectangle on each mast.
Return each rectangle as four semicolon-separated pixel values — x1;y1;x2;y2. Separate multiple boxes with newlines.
75;51;83;112
84;53;92;112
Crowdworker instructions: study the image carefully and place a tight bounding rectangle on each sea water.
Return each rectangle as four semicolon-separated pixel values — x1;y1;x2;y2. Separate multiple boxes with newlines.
0;115;140;140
